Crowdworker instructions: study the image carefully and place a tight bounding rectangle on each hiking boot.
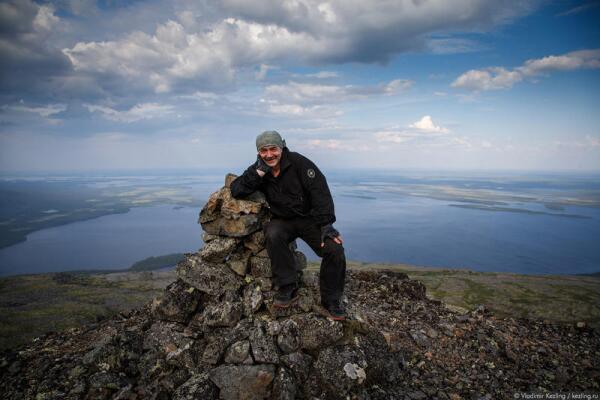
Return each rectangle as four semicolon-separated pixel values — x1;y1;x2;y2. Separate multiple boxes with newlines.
319;301;346;321
273;283;299;308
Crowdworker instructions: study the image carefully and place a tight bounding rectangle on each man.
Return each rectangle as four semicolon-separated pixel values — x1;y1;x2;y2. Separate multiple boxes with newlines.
230;131;346;321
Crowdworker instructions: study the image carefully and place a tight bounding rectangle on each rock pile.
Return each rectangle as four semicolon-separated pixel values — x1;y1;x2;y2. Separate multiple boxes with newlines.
1;174;599;399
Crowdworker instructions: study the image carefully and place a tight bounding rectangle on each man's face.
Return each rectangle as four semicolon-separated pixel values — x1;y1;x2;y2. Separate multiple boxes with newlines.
259;145;282;168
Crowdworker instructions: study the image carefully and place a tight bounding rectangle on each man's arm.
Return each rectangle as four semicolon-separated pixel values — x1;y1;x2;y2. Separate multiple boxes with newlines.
301;158;336;227
230;163;264;198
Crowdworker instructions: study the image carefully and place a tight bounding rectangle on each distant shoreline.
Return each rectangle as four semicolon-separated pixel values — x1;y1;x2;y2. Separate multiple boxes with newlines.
448;203;591;219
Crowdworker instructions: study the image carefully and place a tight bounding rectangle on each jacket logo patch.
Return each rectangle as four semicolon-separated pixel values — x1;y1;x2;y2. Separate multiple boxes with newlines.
307;169;315;178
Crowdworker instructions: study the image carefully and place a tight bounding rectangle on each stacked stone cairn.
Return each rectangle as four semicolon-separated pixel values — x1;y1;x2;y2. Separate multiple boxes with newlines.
151;174;400;399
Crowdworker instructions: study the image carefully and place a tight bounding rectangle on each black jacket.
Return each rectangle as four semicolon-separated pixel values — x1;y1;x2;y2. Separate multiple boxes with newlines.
230;148;336;227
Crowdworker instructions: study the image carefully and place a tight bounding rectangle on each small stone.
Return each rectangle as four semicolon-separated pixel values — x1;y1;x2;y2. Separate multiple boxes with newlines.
202;233;219;243
250;325;279;364
243;284;264;316
244;230;266;254
177;259;243;296
209;365;275;400
267;321;282;336
292;313;344;350
201;302;243;327
227;250;251;276
224;340;252;364
151;279;201;323
199;237;238;262
426;328;439;339
315;345;368;396
280;352;313;383
250;256;272;278
343;363;367;384
277;320;301;354
224;173;237;188
256;277;273;291
172;373;218;400
272;367;297;400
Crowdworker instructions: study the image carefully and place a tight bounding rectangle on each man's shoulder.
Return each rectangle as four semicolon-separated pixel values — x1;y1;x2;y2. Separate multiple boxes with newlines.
287;150;316;167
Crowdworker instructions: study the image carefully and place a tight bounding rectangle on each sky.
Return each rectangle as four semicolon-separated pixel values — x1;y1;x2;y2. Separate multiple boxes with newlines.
0;0;599;173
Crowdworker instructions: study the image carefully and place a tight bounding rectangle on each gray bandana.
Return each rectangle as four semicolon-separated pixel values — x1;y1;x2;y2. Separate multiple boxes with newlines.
256;130;286;151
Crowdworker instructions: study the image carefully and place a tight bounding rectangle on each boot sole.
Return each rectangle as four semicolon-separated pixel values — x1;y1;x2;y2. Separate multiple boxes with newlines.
317;306;346;321
272;295;299;308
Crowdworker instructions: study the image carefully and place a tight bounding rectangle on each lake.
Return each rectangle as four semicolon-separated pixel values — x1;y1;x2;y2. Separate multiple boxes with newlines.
1;171;599;276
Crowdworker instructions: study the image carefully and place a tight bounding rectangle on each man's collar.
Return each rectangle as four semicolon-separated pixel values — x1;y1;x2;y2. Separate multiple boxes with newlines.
279;147;292;171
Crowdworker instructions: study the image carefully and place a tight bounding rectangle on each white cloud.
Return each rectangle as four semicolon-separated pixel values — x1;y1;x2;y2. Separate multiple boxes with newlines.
519;49;600;75
553;135;600;148
375;116;453;146
302;138;371;152
409;115;449;134
85;102;174;122
305;71;339;79
266;103;342;119
58;1;537;95
33;5;59;31
4;103;67;117
451;67;522;91
265;79;411;105
452;49;600;91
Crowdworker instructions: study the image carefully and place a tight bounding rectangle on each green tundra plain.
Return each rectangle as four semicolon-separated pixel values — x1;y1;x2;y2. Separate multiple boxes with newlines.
1;261;598;352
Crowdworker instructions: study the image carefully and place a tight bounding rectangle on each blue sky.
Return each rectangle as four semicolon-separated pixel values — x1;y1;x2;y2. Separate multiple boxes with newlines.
1;0;599;172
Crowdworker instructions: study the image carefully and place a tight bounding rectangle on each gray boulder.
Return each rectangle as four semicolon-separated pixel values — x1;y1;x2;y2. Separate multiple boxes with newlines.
199;237;239;262
209;365;275;400
176;258;242;296
249;324;279;364
172;373;218;400
151;279;201;323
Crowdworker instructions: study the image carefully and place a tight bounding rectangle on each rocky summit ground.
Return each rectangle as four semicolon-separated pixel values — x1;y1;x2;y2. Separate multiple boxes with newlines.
1;175;598;400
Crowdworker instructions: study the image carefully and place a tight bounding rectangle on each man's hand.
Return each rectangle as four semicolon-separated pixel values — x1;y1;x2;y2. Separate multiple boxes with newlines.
320;224;343;247
254;155;271;177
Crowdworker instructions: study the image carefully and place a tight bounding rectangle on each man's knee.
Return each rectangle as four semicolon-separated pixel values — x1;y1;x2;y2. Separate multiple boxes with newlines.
264;221;288;244
322;240;345;260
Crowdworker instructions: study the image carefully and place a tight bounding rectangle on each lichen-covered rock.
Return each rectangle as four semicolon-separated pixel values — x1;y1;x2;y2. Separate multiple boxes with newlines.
277;319;300;354
255;277;273;291
291;313;344;350
201;214;265;237
227;249;251;276
250;324;279;364
199;187;268;237
280;352;314;384
250;255;272;278
143;321;192;356
243;284;264;316
176;258;242;296
201;321;252;365
272;367;297;400
223;340;253;364
201;302;243;327
224;173;237;188
199;237;239;262
172;373;218;400
151;279;201;323
209;364;275;400
244;230;266;254
202;232;219;243
314;345;369;396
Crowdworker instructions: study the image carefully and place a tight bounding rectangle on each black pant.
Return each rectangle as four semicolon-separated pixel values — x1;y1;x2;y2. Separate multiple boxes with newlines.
263;217;346;305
